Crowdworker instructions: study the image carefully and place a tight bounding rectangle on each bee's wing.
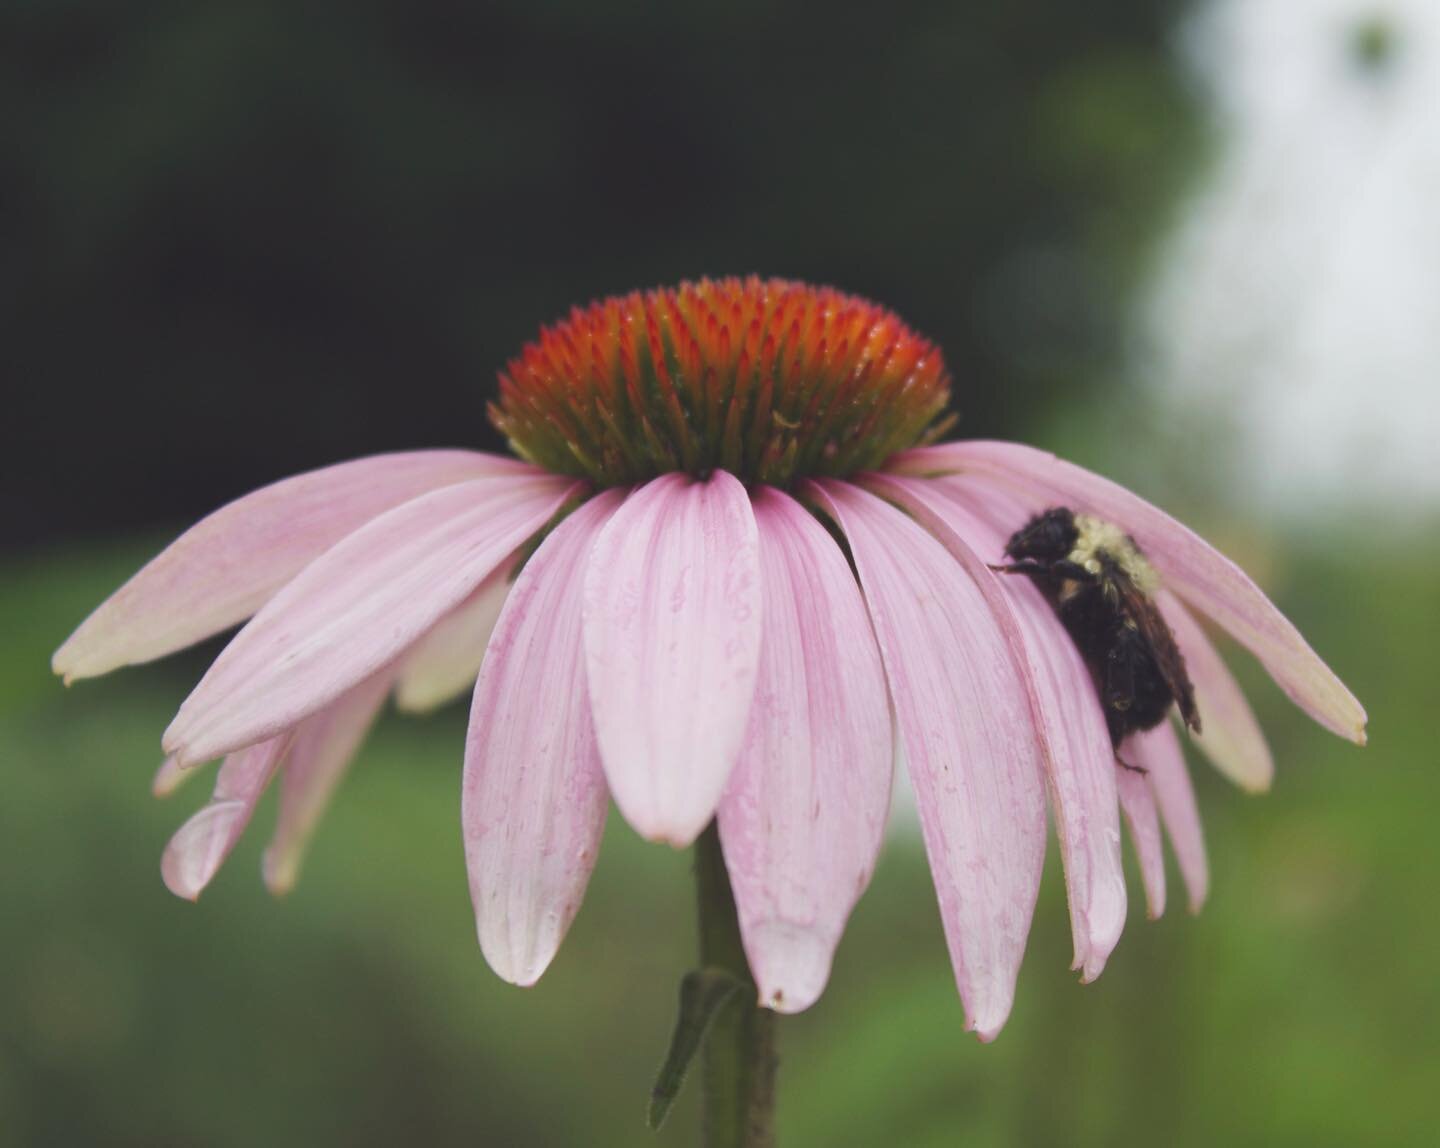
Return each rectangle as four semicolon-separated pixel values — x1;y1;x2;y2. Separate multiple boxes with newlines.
1119;578;1202;735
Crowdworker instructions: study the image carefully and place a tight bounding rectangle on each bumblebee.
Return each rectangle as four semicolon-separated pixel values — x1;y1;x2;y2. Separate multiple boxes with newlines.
996;507;1200;756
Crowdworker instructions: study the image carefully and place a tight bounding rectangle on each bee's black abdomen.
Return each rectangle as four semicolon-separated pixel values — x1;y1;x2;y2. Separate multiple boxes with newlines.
1101;625;1177;746
1055;587;1169;746
1055;580;1112;658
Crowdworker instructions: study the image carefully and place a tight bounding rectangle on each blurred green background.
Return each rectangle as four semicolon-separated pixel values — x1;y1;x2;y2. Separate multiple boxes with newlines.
3;1;1436;1145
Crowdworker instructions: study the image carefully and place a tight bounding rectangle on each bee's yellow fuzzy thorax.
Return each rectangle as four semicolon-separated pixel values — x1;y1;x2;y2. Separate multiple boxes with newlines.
1071;514;1159;594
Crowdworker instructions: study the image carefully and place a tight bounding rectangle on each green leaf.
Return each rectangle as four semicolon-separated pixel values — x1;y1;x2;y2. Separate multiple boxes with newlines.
647;966;746;1132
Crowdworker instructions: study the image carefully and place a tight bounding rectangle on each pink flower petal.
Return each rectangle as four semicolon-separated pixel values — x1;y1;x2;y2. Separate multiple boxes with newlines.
1116;766;1166;920
53;451;527;683
888;441;1366;744
160;736;288;901
1158;591;1274;794
807;479;1048;1041
463;492;621;986
582;472;762;847
873;474;1127;984
1125;723;1209;914
394;563;513;714
716;487;893;1014
163;473;579;765
262;671;395;895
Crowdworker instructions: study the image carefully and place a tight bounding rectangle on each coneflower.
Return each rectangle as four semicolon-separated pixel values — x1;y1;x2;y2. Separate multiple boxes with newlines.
54;277;1364;1141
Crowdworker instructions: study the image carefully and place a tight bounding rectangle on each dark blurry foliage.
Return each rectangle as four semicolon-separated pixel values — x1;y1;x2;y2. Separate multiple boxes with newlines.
2;0;1194;548
7;7;1437;1148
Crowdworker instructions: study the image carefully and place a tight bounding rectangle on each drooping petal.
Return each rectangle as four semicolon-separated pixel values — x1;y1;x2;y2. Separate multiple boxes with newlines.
1116;766;1166;920
871;474;1127;983
716;487;893;1014
160;736;289;900
53;451;529;683
1125;723;1209;914
164;473;579;765
582;472;762;847
394;564;513;714
262;671;395;895
1158;591;1274;794
807;479;1048;1041
463;492;621;986
888;441;1366;744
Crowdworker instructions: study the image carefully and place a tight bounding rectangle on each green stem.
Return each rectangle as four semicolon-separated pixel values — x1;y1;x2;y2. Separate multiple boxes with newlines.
695;822;777;1148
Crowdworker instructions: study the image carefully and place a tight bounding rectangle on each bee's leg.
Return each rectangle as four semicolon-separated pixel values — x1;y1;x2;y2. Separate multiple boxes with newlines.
987;561;1046;576
1051;559;1094;582
1115;755;1149;776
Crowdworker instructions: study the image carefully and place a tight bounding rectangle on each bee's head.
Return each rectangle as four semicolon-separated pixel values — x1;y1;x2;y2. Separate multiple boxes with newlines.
1005;507;1079;563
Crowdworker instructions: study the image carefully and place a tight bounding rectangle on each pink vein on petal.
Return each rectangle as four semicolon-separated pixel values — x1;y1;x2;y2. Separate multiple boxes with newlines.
874;474;1128;984
582;472;762;848
717;487;893;1014
262;671;396;895
463;492;621;986
807;479;1047;1042
1125;723;1209;914
53;450;531;682
163;473;579;765
1116;765;1166;920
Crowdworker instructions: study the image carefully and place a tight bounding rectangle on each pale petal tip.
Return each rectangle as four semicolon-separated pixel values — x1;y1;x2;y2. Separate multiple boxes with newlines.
52;632;118;684
1077;914;1122;984
1087;885;1127;974
971;1018;1006;1045
616;802;706;850
161;877;203;904
151;756;188;798
1078;957;1107;986
50;641;77;682
1075;929;1120;986
261;851;299;897
1323;690;1367;746
160;803;244;901
392;684;439;715
1301;671;1367;746
160;846;204;901
479;934;554;989
965;994;1015;1044
169;746;203;771
747;921;835;1015
1067;881;1126;984
160;725;206;771
1070;936;1111;986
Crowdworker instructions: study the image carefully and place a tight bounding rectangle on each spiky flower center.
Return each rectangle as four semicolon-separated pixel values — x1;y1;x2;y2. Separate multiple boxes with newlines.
489;277;953;487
